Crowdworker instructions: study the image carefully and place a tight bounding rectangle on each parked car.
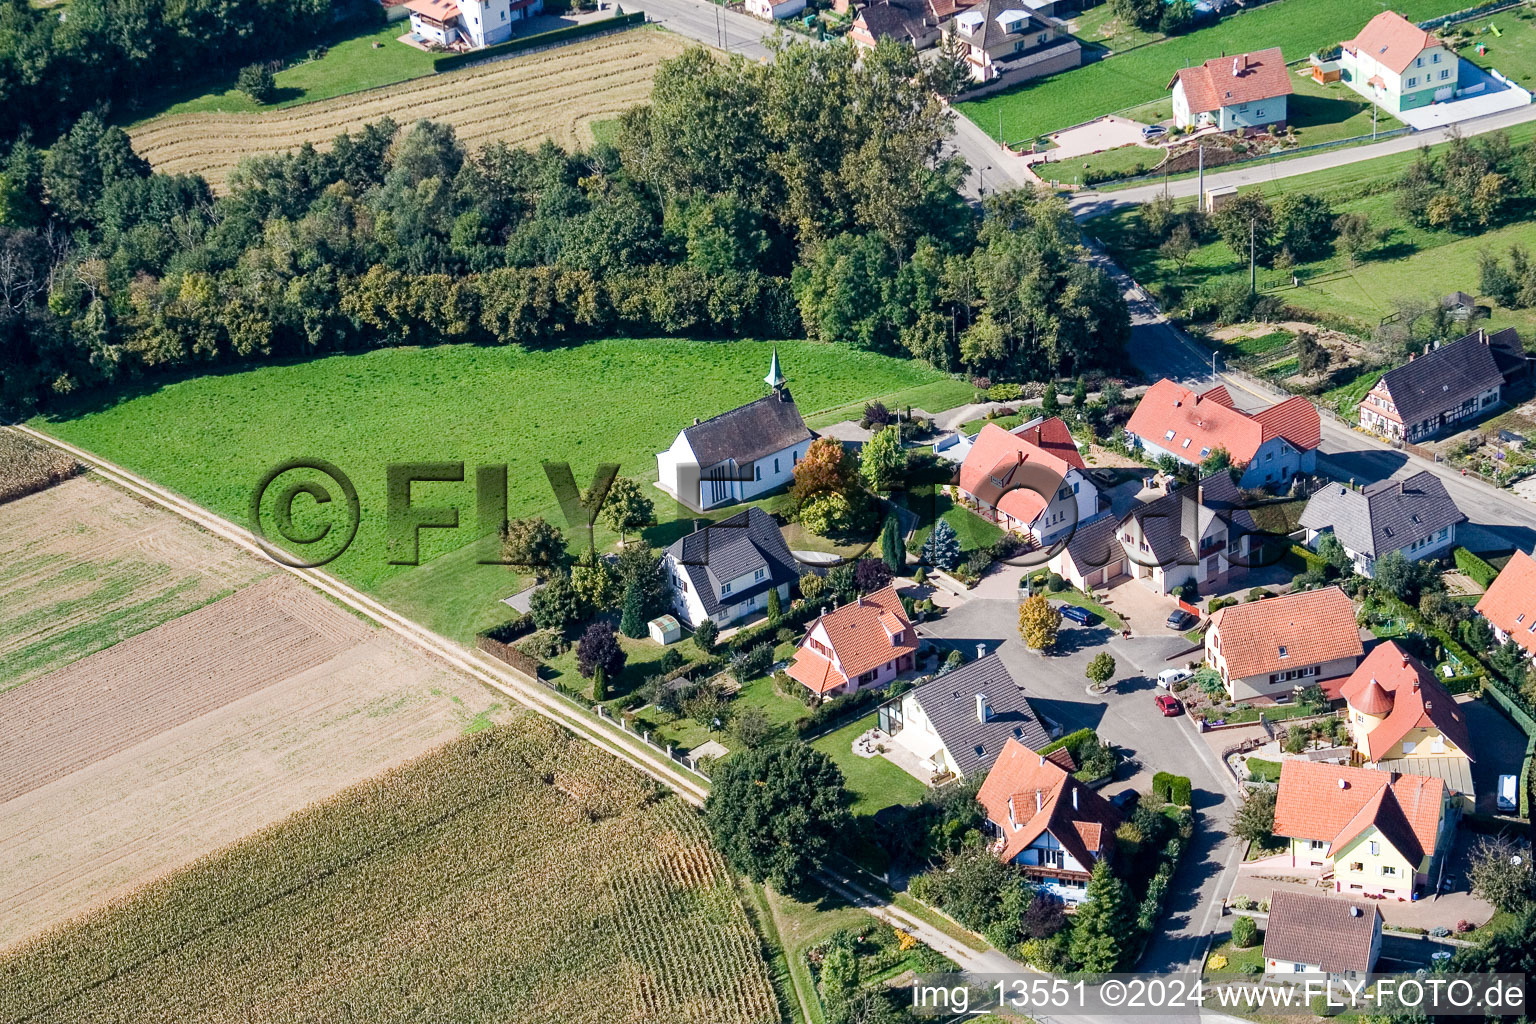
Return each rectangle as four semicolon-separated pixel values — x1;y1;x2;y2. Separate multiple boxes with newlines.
1155;694;1183;717
1141;124;1168;140
1166;609;1197;630
1157;668;1192;688
1497;774;1518;812
1110;789;1139;811
1060;604;1095;626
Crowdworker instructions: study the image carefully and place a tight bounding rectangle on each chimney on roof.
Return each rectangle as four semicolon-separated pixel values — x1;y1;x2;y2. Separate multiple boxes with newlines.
857;594;863;607
1409;352;1415;361
1072;787;1079;810
1039;753;1045;766
977;693;991;723
1425;343;1432;356
1232;56;1241;76
693;417;700;425
976;643;986;661
1036;790;1044;812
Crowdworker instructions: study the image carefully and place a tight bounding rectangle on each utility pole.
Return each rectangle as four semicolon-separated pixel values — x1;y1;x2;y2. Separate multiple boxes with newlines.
1372;99;1378;139
1197;145;1204;210
1249;217;1257;294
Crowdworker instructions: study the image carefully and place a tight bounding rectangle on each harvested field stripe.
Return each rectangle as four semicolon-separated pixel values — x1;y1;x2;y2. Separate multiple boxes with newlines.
127;30;692;190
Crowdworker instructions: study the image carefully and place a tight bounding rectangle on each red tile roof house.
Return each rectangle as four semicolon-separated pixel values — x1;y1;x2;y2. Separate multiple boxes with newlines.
1262;891;1382;983
1125;379;1320;490
977;737;1121;904
1168;47;1293;136
1341;640;1475;809
1273;760;1452;901
786;586;919;699
955;419;1100;547
1204;585;1364;702
1476;549;1536;663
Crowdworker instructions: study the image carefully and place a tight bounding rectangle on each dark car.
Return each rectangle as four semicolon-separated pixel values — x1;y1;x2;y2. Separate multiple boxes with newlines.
1110;789;1139;811
1166;609;1196;630
1060;604;1095;626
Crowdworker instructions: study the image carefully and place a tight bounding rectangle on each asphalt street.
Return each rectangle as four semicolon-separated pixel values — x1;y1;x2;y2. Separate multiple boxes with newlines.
918;595;1244;976
627;0;773;59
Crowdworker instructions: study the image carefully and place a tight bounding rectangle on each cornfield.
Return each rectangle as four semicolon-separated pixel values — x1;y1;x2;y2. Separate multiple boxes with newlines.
0;717;780;1024
0;431;78;506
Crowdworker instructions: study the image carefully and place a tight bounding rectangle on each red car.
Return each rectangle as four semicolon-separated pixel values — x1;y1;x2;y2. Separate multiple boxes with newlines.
1155;694;1183;717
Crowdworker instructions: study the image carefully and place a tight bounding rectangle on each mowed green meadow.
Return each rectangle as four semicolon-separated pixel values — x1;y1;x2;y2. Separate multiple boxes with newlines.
961;0;1468;144
35;339;963;641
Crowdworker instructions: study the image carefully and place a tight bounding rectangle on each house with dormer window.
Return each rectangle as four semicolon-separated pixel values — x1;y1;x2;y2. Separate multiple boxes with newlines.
787;585;918;698
1125;379;1319;489
1299;471;1465;578
877;653;1051;780
1339;10;1457;117
976;737;1121;904
662;507;800;629
1273;760;1452;900
1168;47;1292;135
1205;585;1364;701
1476;549;1536;663
944;0;1081;93
956;419;1098;546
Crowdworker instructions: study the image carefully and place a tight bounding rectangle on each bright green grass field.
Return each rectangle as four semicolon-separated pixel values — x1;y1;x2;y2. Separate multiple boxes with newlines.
810;711;927;815
1459;7;1536;89
958;0;1467;144
33;340;951;643
132;21;439;123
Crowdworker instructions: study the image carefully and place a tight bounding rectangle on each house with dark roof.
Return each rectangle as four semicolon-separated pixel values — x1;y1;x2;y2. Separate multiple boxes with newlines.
1113;470;1261;597
876;653;1051;780
1263;891;1382;981
1342;641;1474;808
1339;10;1456;117
1205;585;1364;702
1358;331;1504;443
661;507;800;629
851;0;942;50
787;586;918;698
1125;379;1319;489
655;350;815;511
1168;47;1292;135
977;737;1122;904
956;419;1098;546
1485;326;1529;384
1299;471;1465;577
945;0;1081;94
1273;760;1452;900
1476;549;1536;663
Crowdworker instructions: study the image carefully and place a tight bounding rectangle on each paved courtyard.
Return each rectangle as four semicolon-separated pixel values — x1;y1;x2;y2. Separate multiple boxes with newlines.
1394;60;1533;130
1033;115;1152;163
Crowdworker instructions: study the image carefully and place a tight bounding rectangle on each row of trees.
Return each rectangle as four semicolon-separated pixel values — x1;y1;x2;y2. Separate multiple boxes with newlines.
0;37;1130;416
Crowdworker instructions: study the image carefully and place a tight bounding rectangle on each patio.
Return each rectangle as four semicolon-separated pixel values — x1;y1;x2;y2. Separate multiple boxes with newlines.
854;726;946;786
1096;574;1185;635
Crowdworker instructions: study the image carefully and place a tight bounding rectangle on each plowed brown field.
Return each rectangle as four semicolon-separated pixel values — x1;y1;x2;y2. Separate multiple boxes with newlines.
128;29;691;189
0;569;513;948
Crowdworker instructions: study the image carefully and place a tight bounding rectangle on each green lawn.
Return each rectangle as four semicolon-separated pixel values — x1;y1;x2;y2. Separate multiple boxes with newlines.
1286;69;1403;145
132;21;441;123
906;496;1006;559
1044;141;1166;188
1459;7;1536;89
1246;757;1282;782
958;0;1468;144
1088;118;1536;339
1070;2;1163;53
32;339;948;643
801;377;975;430
1053;586;1126;631
809;712;927;815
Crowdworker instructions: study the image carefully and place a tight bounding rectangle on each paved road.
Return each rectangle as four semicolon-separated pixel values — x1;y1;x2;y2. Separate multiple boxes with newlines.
1085;239;1536;551
1071;98;1536;219
629;0;773;59
917;590;1243;976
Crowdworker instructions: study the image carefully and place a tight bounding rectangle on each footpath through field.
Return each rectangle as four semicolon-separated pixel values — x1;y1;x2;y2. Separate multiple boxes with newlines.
8;425;710;809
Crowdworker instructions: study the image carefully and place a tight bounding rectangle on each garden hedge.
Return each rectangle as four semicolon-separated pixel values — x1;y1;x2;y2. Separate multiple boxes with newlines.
1453;547;1499;589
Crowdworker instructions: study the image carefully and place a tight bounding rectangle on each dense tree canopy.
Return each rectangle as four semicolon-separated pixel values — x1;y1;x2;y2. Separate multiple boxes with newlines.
704;743;850;891
0;37;1131;417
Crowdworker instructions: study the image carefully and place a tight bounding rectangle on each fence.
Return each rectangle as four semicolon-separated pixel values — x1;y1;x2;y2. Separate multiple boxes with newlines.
476;632;543;679
598;703;714;780
1418;0;1527;31
433;12;647;72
